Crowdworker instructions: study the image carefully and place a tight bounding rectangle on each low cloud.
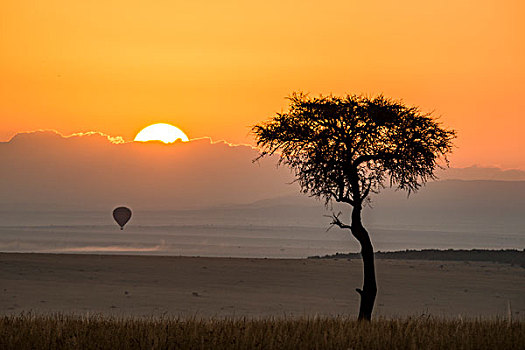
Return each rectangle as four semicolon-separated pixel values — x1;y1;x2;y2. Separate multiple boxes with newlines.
2;130;523;214
0;130;296;211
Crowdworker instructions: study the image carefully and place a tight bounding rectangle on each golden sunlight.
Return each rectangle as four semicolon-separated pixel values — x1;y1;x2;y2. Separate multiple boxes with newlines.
134;123;189;143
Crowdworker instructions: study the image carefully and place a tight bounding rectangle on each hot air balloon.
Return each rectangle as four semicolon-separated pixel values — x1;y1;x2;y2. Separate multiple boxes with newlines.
113;207;132;230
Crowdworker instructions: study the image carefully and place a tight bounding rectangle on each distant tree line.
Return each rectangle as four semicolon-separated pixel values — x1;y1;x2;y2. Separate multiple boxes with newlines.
309;249;525;268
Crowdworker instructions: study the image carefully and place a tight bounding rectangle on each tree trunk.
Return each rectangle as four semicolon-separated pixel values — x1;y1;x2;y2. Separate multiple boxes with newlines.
351;206;377;321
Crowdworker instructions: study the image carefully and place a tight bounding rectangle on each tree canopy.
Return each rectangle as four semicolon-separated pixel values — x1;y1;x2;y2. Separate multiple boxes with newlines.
253;93;456;207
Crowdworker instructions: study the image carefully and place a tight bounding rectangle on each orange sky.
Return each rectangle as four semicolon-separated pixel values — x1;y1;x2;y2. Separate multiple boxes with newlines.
1;0;524;169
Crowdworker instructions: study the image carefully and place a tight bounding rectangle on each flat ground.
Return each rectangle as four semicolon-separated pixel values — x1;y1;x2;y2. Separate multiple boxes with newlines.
1;253;523;319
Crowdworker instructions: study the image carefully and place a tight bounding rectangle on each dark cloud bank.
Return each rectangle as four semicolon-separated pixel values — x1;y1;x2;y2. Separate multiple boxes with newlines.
0;131;295;211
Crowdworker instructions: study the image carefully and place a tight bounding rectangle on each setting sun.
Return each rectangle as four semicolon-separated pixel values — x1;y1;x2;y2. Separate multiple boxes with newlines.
134;123;189;143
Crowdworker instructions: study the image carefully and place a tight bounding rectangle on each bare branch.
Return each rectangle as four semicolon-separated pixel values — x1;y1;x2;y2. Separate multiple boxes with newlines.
334;196;355;206
325;212;352;231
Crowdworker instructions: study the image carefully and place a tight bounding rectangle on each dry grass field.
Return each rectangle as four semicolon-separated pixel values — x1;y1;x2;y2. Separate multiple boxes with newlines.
2;253;524;319
1;314;523;350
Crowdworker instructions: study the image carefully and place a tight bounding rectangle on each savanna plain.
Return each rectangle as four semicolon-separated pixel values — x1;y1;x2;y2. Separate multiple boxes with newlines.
1;252;524;349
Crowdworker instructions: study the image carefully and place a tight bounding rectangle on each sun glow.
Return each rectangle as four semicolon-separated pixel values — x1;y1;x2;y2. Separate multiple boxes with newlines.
134;123;189;143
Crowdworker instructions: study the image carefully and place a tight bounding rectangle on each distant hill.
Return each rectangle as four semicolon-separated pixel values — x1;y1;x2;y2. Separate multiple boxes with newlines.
216;180;525;234
361;180;525;233
435;165;525;181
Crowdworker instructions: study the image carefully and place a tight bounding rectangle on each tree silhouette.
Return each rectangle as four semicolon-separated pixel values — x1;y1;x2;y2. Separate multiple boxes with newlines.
253;93;456;320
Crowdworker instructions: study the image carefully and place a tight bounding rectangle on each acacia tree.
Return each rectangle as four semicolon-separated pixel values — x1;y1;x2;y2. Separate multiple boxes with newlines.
253;93;455;320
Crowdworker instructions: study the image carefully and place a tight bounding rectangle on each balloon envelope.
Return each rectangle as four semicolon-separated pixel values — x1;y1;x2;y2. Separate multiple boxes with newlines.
113;207;132;230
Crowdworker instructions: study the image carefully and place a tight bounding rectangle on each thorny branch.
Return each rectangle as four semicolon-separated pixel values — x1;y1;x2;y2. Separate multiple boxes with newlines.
325;212;352;231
